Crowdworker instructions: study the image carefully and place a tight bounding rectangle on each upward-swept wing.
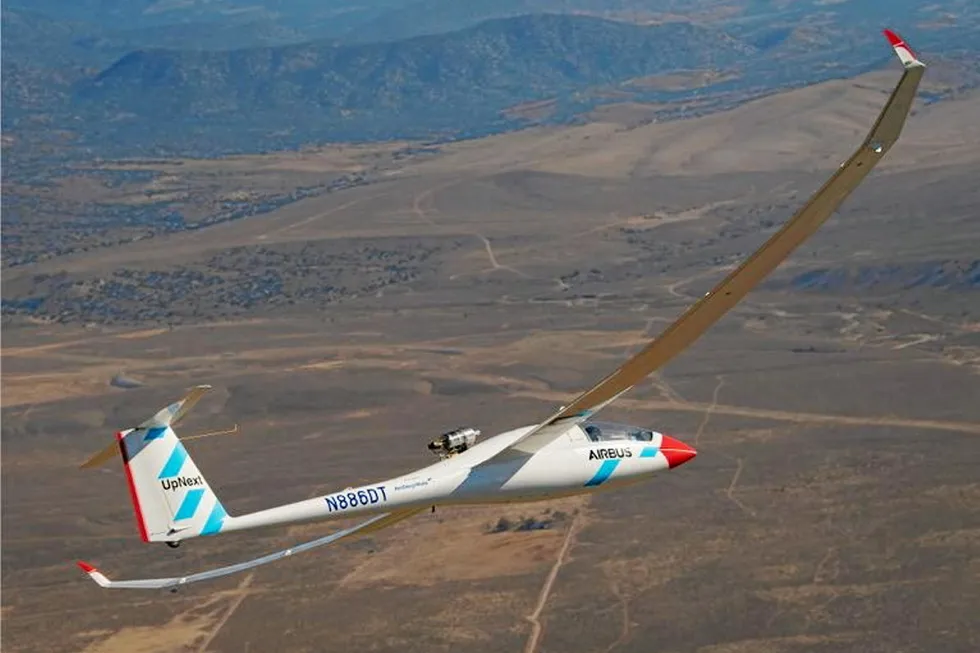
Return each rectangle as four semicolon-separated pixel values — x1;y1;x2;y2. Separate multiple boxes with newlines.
77;508;423;590
487;29;926;459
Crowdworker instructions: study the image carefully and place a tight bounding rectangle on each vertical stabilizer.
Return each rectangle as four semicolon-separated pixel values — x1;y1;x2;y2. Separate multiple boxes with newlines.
118;425;228;542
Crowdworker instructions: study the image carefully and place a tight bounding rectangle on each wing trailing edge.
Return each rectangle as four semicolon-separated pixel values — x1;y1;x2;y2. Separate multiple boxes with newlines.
77;508;423;590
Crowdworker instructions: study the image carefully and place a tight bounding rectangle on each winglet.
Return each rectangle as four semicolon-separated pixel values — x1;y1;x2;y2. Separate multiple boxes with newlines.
883;29;925;69
77;561;111;588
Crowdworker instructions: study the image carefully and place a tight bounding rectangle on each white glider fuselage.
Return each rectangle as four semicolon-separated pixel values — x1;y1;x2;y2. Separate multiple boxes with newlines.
223;424;693;534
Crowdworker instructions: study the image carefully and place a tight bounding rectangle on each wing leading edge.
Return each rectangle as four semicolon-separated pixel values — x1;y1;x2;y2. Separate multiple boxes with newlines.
492;29;926;458
77;508;423;590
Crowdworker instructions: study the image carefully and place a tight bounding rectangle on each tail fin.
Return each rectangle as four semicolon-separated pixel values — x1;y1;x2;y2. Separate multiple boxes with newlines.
119;425;229;542
111;387;229;542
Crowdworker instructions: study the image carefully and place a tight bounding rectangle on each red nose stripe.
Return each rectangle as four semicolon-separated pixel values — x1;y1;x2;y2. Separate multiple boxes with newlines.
661;434;697;468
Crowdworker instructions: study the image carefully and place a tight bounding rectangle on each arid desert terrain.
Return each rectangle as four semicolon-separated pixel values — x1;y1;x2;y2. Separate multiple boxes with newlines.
3;65;979;653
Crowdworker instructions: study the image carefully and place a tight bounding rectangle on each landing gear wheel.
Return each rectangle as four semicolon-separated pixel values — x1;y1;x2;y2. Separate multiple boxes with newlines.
166;541;181;549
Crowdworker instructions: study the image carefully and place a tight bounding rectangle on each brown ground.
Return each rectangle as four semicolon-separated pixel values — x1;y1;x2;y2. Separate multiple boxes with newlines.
2;66;979;653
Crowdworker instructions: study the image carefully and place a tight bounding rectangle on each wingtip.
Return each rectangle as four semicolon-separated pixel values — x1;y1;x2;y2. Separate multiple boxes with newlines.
77;560;113;587
79;439;120;469
882;28;903;46
77;560;97;574
882;28;925;68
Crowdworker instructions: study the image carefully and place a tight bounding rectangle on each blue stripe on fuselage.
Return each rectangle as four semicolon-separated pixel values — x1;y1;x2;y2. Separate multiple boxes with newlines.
585;459;620;487
640;446;659;458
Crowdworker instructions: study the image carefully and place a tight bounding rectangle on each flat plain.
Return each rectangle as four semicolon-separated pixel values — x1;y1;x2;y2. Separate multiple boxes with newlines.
2;67;979;653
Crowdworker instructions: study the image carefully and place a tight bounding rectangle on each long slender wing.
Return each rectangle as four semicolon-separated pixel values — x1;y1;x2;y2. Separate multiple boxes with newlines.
77;508;423;590
490;29;926;459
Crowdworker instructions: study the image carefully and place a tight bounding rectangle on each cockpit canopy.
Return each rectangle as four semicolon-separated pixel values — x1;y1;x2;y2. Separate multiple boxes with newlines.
581;421;655;443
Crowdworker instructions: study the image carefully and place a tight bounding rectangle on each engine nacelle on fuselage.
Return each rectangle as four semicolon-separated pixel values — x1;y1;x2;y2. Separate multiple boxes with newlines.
428;426;481;457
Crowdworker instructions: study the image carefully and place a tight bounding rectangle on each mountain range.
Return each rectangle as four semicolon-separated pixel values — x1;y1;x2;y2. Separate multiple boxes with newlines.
74;15;754;152
3;1;980;163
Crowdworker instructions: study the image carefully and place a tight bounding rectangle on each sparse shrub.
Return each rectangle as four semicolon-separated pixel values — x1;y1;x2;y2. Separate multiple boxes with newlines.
489;517;512;533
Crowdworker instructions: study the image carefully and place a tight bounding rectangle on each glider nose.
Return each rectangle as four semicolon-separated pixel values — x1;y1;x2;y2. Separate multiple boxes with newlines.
660;434;697;469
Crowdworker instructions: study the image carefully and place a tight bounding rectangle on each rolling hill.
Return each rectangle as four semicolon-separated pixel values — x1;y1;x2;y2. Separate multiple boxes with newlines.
73;15;754;152
3;1;979;164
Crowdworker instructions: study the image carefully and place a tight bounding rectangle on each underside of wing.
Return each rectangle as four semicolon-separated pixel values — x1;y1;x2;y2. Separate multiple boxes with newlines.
485;30;926;460
77;508;424;590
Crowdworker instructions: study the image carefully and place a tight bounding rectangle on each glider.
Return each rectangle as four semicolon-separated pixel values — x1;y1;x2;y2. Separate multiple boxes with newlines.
77;30;925;590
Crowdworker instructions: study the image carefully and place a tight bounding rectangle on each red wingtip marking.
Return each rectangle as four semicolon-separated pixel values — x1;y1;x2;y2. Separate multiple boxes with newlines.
883;28;917;58
77;560;97;574
883;29;903;46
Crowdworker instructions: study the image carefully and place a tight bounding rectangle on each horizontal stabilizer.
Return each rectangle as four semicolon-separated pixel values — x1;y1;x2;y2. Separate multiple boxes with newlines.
80;385;213;470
